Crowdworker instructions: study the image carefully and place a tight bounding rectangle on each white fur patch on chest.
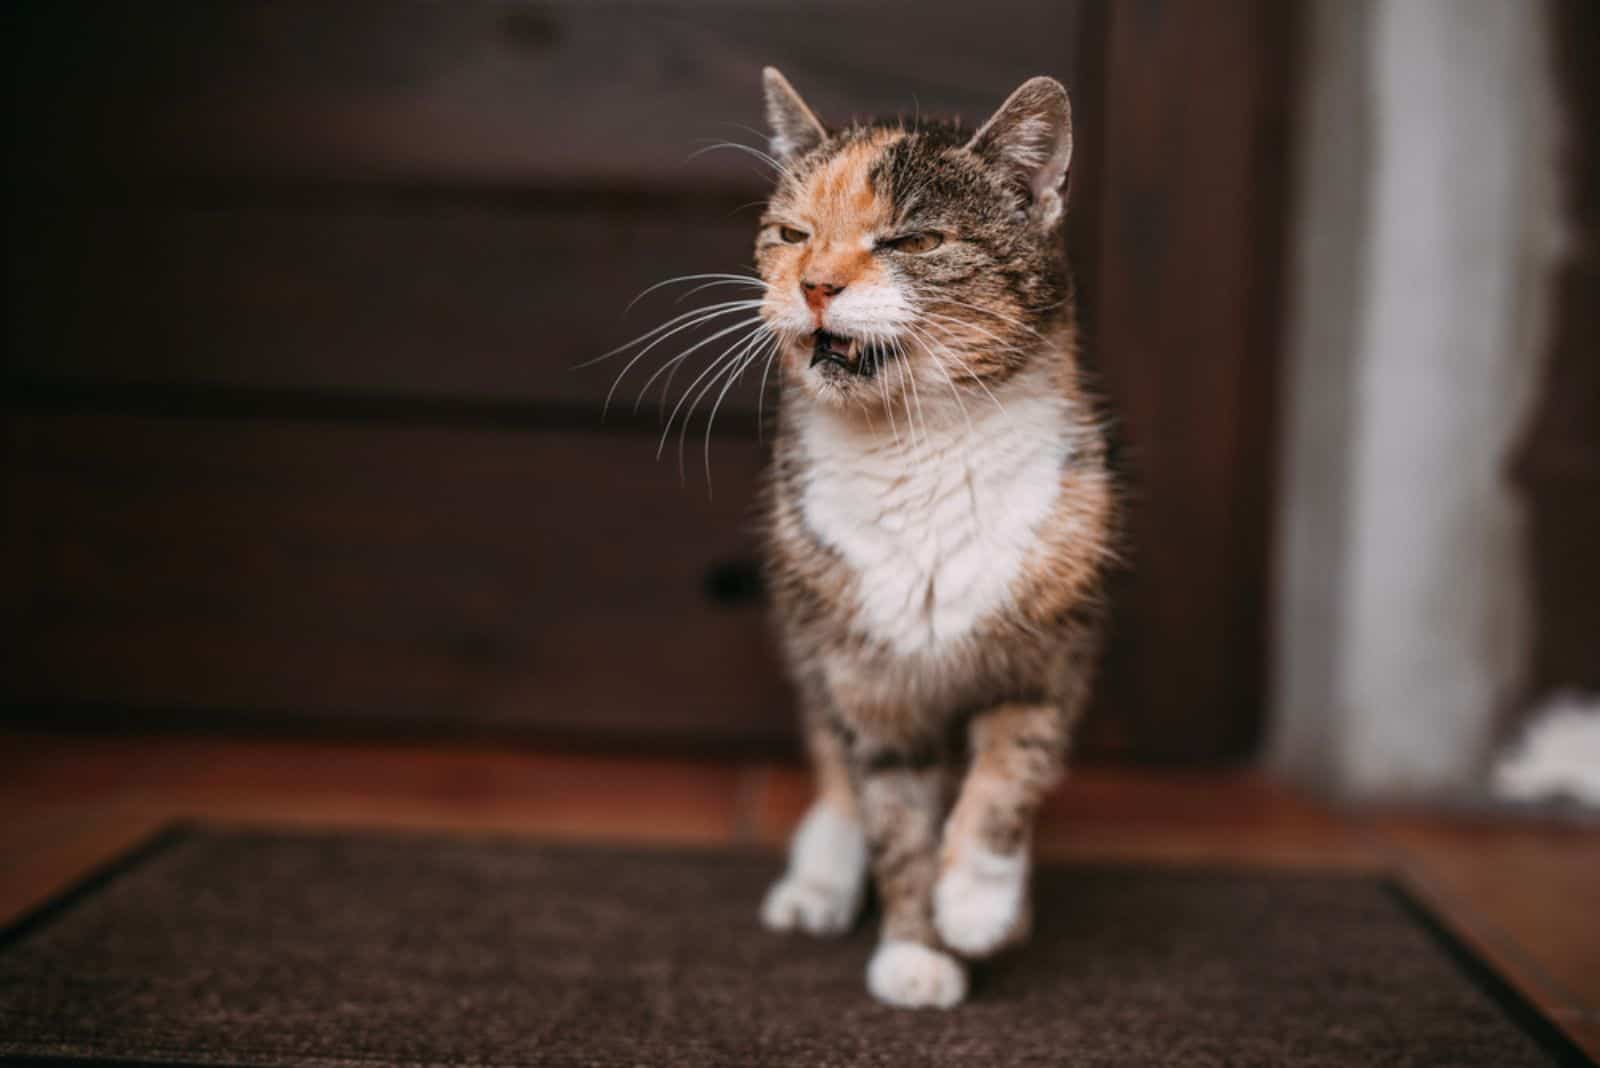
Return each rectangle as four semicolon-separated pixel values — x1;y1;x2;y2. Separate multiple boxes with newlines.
798;367;1070;657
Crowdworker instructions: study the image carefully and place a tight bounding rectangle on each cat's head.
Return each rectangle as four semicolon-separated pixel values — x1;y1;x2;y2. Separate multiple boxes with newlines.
756;68;1073;414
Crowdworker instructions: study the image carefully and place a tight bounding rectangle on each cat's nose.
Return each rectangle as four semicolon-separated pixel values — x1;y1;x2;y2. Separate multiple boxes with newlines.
801;279;846;315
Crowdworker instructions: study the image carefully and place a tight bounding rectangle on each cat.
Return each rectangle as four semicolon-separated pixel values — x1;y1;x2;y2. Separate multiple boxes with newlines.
751;69;1115;1010
603;68;1115;1009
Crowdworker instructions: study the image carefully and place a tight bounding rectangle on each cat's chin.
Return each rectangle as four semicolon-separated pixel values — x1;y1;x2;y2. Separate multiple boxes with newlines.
794;364;894;416
788;333;903;414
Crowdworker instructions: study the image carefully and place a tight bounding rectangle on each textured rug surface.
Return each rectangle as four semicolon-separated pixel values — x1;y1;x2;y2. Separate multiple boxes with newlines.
0;826;1582;1067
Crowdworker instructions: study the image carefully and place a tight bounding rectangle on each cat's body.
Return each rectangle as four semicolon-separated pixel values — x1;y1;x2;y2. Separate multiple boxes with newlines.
636;69;1113;1008
766;340;1109;740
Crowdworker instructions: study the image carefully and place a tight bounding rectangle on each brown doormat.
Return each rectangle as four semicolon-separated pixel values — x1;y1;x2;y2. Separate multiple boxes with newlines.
0;826;1587;1067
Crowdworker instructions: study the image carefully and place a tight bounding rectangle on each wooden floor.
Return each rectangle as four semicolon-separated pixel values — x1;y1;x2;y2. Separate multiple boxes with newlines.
2;729;1596;1058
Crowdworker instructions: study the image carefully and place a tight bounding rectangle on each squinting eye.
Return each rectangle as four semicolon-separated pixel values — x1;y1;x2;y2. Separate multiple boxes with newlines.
779;225;809;244
881;232;944;254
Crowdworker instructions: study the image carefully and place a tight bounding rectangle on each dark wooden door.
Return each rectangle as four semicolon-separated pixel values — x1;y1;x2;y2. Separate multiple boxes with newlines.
3;2;1292;761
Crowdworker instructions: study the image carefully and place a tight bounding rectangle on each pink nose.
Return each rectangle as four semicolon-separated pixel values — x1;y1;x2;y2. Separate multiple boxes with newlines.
802;280;845;315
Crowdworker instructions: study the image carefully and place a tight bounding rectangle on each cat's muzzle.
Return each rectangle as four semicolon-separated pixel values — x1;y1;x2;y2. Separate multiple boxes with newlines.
809;330;886;379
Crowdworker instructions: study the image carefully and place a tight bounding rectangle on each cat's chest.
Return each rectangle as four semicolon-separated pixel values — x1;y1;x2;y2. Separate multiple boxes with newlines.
797;397;1069;657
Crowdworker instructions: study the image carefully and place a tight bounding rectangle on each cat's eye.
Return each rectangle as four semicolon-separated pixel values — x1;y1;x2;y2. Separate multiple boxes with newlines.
880;232;944;254
778;225;809;244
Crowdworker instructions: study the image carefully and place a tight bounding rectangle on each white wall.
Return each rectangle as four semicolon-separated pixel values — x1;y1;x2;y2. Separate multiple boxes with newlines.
1269;0;1563;796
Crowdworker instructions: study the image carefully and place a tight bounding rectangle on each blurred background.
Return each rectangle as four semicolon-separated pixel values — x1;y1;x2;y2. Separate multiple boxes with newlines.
2;1;1597;1048
1;0;1594;799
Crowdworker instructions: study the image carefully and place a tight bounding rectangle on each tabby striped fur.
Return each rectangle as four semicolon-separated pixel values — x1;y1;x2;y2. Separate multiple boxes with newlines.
753;69;1116;1009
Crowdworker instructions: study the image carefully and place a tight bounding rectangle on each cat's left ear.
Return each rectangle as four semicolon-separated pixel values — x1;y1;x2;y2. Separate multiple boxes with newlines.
763;67;827;163
966;76;1073;230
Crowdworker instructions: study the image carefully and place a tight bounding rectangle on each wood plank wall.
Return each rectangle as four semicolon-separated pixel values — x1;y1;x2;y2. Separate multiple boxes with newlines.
3;1;1295;762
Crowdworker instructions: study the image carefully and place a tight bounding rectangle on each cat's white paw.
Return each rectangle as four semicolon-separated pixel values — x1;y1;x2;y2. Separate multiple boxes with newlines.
760;801;867;936
760;874;861;936
934;846;1029;959
866;940;968;1009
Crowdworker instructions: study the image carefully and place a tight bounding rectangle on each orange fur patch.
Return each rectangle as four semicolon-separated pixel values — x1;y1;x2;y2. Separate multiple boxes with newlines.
782;132;901;296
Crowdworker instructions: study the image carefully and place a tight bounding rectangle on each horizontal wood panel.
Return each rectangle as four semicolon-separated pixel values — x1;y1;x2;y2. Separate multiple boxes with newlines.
6;196;777;416
1;2;1296;764
2;412;792;746
7;0;1086;192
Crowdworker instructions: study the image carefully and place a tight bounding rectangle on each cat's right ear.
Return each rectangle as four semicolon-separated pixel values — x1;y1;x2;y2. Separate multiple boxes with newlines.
966;76;1073;230
762;67;827;162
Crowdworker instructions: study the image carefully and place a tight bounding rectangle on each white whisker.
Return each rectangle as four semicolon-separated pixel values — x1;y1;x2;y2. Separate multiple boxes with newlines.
625;273;767;315
580;298;763;371
903;337;934;449
906;320;1009;416
701;332;777;491
659;324;770;464
608;313;763;417
920;311;1035;359
674;276;769;304
877;339;903;447
688;140;799;186
898;351;921;450
756;332;791;441
925;337;975;439
922;296;1052;341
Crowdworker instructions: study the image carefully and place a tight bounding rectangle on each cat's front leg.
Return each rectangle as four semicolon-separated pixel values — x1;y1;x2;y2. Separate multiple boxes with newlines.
934;702;1065;958
761;716;868;937
854;734;968;1009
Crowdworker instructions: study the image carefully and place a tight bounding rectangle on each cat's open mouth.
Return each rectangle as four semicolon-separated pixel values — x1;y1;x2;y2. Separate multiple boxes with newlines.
809;330;888;379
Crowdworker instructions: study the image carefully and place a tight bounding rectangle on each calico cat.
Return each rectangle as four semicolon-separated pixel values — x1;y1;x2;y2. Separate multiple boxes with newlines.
751;69;1115;1010
605;69;1115;1009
